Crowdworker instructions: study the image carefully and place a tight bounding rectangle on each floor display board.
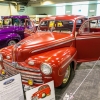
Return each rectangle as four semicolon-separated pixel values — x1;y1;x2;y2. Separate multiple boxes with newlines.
26;81;55;100
0;74;24;100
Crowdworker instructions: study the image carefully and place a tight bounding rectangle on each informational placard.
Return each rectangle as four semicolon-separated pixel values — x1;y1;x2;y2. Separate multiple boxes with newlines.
0;74;24;100
26;81;55;100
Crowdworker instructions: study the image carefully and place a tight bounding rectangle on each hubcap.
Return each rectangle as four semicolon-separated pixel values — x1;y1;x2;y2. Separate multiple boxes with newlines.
63;65;70;84
42;93;45;97
8;40;16;46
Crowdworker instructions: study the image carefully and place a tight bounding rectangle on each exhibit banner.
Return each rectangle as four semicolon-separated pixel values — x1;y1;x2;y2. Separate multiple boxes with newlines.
26;81;55;100
0;74;24;100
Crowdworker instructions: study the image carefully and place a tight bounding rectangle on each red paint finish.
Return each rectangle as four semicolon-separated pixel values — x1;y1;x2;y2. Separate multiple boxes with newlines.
2;15;98;88
32;84;51;99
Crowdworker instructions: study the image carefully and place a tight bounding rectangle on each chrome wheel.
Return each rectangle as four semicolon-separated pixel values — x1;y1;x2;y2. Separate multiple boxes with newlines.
63;65;70;84
59;64;75;88
8;40;17;46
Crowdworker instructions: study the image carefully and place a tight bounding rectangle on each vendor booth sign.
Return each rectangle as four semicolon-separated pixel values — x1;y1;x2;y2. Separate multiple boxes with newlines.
0;74;24;100
26;81;55;100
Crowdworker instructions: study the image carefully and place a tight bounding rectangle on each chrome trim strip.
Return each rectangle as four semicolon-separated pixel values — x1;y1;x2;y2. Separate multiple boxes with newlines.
58;51;77;76
61;51;77;68
19;70;42;76
22;74;42;79
31;38;75;53
44;77;52;79
3;60;40;72
3;63;42;76
34;80;43;82
22;77;43;83
22;77;43;82
76;36;100;40
22;80;27;83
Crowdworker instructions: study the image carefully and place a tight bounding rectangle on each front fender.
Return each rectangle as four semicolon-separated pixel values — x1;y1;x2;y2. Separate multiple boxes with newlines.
0;33;20;48
24;47;77;87
6;33;21;44
42;47;77;87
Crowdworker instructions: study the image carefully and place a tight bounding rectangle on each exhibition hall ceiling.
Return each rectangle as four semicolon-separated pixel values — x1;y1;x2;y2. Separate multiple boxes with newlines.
0;0;99;6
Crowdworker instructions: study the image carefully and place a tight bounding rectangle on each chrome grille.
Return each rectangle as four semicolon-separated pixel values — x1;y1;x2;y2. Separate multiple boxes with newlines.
3;60;40;72
3;61;43;85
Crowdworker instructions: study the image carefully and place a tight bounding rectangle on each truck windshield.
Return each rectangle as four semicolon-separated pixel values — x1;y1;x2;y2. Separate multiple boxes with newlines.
38;20;73;34
1;18;31;27
3;18;12;26
2;18;20;26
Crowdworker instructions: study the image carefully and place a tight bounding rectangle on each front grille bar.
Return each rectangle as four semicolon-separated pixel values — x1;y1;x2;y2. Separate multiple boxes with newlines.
3;60;40;72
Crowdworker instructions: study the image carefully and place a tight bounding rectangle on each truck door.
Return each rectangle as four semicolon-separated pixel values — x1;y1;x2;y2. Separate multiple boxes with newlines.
76;18;100;62
13;18;25;39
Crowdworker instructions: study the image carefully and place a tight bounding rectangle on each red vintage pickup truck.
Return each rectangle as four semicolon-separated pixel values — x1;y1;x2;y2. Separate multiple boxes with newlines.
0;15;99;90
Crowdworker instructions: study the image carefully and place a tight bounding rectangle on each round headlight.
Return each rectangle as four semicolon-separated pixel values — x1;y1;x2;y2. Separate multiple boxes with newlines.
41;63;52;75
6;56;10;60
0;54;3;61
28;61;34;66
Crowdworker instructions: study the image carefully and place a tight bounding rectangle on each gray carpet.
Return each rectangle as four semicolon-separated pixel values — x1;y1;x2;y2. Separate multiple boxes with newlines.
55;61;100;100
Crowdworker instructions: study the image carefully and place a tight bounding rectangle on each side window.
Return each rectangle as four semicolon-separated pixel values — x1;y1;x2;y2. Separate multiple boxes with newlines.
20;19;25;26
40;21;48;26
98;20;100;27
89;19;100;33
13;18;20;26
90;19;100;28
38;86;43;91
80;19;100;34
90;20;97;28
80;21;90;33
39;21;48;31
76;19;84;32
25;20;32;28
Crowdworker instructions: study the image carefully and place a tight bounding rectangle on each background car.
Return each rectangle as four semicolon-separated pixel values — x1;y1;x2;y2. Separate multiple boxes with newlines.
0;15;33;48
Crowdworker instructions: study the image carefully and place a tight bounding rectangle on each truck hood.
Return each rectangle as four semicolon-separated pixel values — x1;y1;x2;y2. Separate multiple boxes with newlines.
13;31;75;62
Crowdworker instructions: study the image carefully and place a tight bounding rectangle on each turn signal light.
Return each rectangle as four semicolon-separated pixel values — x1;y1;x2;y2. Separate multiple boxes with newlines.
28;79;33;86
1;69;5;75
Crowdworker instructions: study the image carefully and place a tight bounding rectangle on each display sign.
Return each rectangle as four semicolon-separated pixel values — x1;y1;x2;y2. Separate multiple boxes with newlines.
0;74;24;100
49;21;55;28
26;81;55;100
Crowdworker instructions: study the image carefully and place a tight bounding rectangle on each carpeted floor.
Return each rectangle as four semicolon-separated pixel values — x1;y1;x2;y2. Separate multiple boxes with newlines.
55;61;100;100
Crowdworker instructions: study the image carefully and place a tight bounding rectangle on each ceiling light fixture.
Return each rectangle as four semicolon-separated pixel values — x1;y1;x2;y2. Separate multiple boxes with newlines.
30;0;37;1
42;1;53;5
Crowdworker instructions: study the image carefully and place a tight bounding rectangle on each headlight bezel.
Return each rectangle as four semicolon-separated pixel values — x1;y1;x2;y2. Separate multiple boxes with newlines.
40;63;52;75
